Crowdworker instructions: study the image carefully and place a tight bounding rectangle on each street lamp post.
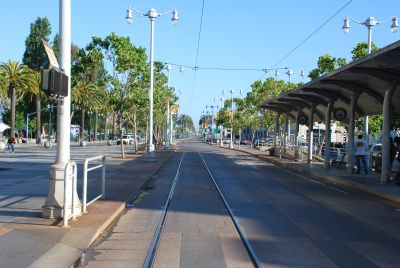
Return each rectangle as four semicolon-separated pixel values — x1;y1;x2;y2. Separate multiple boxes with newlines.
229;89;235;149
343;15;398;141
42;0;76;218
219;96;224;147
286;68;293;83
126;5;179;158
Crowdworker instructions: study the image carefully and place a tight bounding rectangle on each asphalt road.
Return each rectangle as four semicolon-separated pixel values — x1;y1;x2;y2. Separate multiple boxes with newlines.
79;138;400;267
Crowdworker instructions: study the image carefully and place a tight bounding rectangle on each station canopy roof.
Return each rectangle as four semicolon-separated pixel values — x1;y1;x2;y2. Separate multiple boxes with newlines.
261;40;400;122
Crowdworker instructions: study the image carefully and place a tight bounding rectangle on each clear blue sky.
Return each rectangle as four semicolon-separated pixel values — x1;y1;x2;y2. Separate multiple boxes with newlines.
1;0;399;127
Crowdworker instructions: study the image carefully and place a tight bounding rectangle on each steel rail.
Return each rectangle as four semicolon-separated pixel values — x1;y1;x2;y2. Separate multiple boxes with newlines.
199;152;263;268
142;152;185;268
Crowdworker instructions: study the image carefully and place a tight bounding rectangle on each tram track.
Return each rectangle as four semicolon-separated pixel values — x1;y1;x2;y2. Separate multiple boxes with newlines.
146;152;261;267
81;149;261;267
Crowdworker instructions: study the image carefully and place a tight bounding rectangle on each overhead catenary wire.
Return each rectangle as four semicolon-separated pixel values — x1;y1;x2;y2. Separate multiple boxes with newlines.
187;0;206;116
160;61;307;73
266;0;353;73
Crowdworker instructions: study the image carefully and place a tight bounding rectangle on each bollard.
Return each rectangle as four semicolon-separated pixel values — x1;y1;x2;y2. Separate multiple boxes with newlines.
44;141;52;149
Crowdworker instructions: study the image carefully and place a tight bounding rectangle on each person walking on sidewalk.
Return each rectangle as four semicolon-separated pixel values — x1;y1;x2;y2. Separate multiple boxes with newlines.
354;134;368;174
7;136;16;153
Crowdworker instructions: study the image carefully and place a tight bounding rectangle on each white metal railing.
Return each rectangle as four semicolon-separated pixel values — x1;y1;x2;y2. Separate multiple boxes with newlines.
63;161;80;227
82;155;106;213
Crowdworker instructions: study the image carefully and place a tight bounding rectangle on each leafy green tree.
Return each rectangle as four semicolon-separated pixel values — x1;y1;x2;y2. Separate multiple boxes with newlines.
0;61;35;138
88;33;151;157
308;54;346;80
22;17;52;142
351;42;379;60
351;42;382;137
22;17;51;70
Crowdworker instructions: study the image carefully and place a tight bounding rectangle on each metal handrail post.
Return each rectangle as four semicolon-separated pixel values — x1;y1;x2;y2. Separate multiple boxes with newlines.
72;164;77;220
63;162;70;227
102;156;106;199
82;159;88;213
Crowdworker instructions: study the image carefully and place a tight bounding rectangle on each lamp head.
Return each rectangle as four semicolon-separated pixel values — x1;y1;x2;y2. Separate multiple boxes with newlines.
342;16;350;33
179;65;184;73
275;69;279;76
126;6;133;24
171;8;179;25
391;16;399;33
167;64;172;71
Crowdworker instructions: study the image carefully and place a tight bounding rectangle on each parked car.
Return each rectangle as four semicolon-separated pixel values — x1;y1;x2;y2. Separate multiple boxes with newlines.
240;139;252;145
116;134;135;145
223;138;231;144
370;143;382;172
253;138;268;147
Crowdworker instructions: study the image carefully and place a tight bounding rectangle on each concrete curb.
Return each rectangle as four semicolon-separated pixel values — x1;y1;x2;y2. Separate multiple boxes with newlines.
215;143;400;206
258;155;400;206
30;151;176;268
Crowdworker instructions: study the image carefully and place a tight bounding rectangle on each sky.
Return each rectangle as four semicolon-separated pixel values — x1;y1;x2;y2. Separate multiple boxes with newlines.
1;0;400;128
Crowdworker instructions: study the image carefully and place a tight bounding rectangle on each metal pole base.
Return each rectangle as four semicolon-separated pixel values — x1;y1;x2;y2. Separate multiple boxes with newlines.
42;163;82;219
143;144;156;161
165;141;170;150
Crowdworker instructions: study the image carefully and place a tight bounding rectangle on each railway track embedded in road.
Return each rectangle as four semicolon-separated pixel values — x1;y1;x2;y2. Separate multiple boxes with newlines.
141;152;262;268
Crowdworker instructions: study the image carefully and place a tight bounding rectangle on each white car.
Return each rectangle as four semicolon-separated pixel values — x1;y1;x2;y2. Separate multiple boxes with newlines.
116;135;135;145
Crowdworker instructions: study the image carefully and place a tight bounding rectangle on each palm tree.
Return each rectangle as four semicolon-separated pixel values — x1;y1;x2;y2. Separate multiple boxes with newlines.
0;61;35;138
71;80;101;140
20;70;44;142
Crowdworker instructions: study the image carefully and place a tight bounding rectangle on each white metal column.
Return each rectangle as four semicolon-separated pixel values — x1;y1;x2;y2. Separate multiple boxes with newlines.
381;86;395;183
324;100;334;169
307;105;315;163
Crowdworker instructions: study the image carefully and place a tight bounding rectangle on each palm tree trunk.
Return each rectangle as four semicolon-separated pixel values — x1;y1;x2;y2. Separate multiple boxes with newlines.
94;111;98;141
80;108;85;140
35;94;41;144
11;86;16;138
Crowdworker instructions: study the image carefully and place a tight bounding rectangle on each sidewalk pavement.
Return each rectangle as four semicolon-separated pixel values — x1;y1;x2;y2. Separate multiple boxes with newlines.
217;143;400;206
0;146;175;268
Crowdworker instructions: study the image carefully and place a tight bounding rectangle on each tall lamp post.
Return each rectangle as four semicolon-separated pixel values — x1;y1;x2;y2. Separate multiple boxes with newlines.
126;5;179;158
219;96;224;147
286;68;293;83
342;15;398;142
229;89;235;149
42;0;75;218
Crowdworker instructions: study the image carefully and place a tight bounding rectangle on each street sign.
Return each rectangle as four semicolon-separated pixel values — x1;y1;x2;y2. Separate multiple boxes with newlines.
42;40;59;69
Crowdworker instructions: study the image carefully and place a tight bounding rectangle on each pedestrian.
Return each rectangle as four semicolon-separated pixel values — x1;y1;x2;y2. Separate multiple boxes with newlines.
354;133;368;175
391;136;400;181
7;136;16;153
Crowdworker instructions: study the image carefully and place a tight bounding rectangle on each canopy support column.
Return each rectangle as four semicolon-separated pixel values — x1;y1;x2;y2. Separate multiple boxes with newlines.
294;110;301;159
307;104;316;163
381;86;395;183
347;92;360;175
324;99;334;169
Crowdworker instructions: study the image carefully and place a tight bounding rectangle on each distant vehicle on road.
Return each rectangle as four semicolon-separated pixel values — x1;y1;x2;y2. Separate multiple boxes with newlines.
116;134;135;145
370;143;382;172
